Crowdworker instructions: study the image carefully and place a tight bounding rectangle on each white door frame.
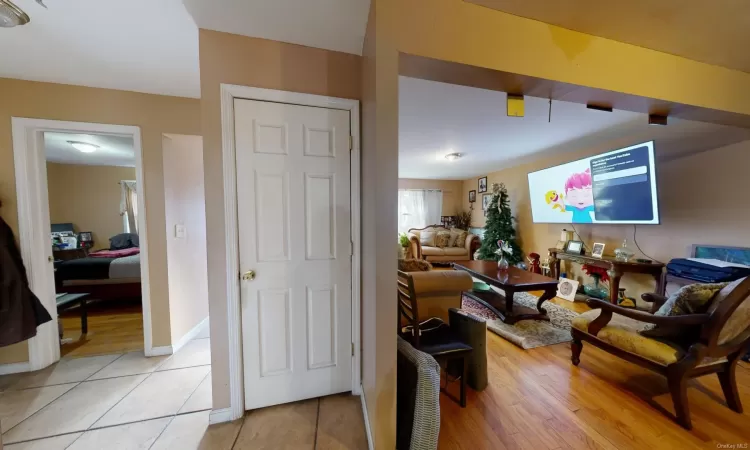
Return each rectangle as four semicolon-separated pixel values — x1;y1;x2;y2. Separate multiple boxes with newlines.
220;84;361;421
10;118;154;370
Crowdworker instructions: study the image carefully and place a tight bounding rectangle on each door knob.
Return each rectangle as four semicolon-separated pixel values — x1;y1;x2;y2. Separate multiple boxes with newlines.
241;270;256;281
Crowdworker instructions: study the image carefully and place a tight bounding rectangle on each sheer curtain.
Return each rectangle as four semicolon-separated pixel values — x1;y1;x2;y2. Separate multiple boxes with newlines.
398;189;443;233
120;180;138;234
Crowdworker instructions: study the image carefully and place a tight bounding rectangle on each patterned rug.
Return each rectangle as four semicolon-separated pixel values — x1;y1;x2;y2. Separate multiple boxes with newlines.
462;291;580;349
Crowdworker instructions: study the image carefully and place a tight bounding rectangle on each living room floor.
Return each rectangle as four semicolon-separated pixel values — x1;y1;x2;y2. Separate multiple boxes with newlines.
438;296;750;449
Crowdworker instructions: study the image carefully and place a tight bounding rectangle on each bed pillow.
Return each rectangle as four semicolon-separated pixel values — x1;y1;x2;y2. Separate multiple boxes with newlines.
109;233;139;250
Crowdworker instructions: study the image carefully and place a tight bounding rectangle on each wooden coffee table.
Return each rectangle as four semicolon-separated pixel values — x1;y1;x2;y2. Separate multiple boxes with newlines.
454;261;558;325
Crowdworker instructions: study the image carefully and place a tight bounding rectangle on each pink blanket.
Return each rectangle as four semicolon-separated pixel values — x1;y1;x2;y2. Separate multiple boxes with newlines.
90;247;140;258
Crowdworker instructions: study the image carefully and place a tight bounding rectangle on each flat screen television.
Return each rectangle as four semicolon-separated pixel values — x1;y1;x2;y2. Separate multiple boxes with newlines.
527;141;659;224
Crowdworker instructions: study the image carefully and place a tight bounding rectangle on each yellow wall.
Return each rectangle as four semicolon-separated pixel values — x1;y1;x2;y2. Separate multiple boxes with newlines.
0;78;201;364
47;163;136;250
463;140;750;300
398;178;464;215
162;134;209;345
198;29;362;410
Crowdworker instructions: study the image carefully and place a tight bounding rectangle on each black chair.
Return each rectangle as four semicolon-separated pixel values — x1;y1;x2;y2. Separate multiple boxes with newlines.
398;270;473;406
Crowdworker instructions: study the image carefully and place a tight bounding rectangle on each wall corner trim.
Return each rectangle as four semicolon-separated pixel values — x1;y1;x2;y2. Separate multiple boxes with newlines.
360;388;374;450
146;345;174;357
209;407;233;425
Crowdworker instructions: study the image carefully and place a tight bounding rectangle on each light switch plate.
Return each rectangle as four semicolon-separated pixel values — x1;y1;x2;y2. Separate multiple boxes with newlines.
175;224;186;239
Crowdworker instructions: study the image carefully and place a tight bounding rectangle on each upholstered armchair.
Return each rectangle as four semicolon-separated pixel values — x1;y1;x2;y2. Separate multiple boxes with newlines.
570;277;750;429
397;263;473;326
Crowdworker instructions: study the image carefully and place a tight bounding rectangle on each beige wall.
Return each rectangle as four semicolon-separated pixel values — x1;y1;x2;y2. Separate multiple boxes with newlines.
397;178;464;216
47;163;136;250
163;134;209;345
0;78;201;364
463;140;750;300
198;29;362;410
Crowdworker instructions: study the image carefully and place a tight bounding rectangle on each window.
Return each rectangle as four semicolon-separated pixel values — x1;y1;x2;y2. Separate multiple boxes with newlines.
397;189;442;233
120;180;138;233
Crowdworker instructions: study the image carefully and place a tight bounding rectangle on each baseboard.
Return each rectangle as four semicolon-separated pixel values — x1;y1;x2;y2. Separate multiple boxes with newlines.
360;387;374;450
145;345;173;357
0;361;31;375
172;317;209;354
209;407;233;425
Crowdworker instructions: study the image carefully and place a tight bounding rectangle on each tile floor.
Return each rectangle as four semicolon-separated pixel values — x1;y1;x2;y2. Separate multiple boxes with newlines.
0;323;368;449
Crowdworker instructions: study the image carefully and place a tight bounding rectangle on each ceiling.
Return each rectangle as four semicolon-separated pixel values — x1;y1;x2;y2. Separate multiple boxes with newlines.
399;76;750;179
183;0;371;56
467;0;750;73
0;0;200;97
44;132;135;167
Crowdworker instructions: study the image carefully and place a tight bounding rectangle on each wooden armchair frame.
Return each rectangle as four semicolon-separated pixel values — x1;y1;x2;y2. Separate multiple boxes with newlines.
571;278;750;429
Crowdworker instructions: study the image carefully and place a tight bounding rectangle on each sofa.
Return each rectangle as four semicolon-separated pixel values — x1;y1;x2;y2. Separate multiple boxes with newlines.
407;225;479;262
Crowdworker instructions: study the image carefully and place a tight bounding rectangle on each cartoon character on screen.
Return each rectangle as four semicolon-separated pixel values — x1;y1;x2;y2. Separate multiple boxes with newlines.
550;168;594;223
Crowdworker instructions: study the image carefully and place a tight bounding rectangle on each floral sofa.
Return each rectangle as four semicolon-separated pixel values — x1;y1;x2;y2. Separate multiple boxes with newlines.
407;225;479;262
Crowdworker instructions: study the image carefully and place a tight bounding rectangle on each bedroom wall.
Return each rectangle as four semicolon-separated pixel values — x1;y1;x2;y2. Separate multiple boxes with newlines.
199;29;362;410
46;163;136;250
397;178;464;216
462;139;750;302
162;134;209;346
0;77;201;365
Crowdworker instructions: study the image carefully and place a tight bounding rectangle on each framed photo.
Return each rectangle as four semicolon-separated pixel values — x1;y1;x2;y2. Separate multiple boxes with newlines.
556;277;579;302
482;193;492;212
469;190;476;203
78;232;93;242
555;240;566;250
478;176;488;193
591;242;605;258
565;240;585;255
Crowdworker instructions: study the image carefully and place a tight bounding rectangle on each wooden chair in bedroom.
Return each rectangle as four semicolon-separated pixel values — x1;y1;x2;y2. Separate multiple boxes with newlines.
570;277;750;429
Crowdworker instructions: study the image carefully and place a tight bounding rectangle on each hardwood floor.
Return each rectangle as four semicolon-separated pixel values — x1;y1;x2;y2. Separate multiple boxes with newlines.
59;298;144;358
438;304;750;449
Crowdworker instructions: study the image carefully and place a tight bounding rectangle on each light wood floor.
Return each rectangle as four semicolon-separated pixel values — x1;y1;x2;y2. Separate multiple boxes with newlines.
438;296;750;449
59;299;144;358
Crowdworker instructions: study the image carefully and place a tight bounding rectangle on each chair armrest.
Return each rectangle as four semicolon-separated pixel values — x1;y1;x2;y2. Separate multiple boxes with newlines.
641;293;668;308
410;271;473;295
585;298;710;327
464;234;478;253
408;233;422;259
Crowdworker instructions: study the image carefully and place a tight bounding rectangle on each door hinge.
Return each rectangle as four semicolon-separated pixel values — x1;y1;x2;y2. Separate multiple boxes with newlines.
351;343;355;357
349;240;354;257
349;135;353;151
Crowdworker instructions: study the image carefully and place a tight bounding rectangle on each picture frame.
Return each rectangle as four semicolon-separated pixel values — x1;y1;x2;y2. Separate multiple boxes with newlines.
478;176;488;193
468;190;476;203
482;193;492;214
556;277;579;302
565;240;585;255
555;240;566;250
591;242;605;258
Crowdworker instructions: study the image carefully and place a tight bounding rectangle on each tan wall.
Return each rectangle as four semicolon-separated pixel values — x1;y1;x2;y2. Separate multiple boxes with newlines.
463;140;750;301
47;163;136;250
0;78;201;364
198;29;362;410
162;134;209;345
397;178;464;216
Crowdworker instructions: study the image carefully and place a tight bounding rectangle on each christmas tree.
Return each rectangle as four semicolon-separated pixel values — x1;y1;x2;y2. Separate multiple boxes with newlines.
477;183;523;265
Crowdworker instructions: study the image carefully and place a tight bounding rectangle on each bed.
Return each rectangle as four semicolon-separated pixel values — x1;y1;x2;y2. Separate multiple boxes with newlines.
55;235;142;300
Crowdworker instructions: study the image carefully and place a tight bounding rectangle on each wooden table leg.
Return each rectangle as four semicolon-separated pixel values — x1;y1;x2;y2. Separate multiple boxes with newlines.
607;269;622;304
536;287;556;315
80;297;88;335
505;287;515;318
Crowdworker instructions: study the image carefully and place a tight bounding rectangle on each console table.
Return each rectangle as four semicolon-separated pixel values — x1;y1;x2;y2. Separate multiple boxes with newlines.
548;248;664;304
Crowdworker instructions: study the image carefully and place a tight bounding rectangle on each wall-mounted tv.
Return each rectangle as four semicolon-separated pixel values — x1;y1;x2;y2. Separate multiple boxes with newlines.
528;141;659;224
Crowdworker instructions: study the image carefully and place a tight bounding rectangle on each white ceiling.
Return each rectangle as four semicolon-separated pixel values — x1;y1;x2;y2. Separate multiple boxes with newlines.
183;0;371;56
0;0;200;97
44;132;135;167
399;76;750;179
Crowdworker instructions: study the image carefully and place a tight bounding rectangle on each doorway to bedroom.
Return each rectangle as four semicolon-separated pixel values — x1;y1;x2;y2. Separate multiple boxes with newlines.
44;131;145;357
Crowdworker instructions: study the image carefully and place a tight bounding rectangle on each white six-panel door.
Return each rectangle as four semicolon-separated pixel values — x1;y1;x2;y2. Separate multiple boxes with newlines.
234;99;352;409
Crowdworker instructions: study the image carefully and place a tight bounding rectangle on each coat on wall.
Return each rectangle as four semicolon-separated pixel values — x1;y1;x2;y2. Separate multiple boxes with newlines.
0;215;52;347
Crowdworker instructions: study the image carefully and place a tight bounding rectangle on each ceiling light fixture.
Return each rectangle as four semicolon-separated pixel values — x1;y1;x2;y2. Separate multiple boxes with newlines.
444;152;463;161
648;114;668;126
0;0;44;28
68;141;100;153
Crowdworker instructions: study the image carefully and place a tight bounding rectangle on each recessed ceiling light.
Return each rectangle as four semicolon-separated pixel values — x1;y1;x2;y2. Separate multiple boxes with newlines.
444;152;463;161
67;141;99;153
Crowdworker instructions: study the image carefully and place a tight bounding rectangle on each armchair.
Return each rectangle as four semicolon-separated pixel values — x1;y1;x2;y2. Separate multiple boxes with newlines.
570;277;750;429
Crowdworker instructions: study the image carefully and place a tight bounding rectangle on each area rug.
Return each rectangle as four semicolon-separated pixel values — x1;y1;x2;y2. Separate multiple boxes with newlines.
462;292;580;349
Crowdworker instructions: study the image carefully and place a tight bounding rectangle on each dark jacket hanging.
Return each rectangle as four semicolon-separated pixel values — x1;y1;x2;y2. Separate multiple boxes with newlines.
0;216;52;347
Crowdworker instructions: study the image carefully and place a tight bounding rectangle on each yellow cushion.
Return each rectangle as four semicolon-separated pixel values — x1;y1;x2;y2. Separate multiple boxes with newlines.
421;246;445;256
572;310;685;365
